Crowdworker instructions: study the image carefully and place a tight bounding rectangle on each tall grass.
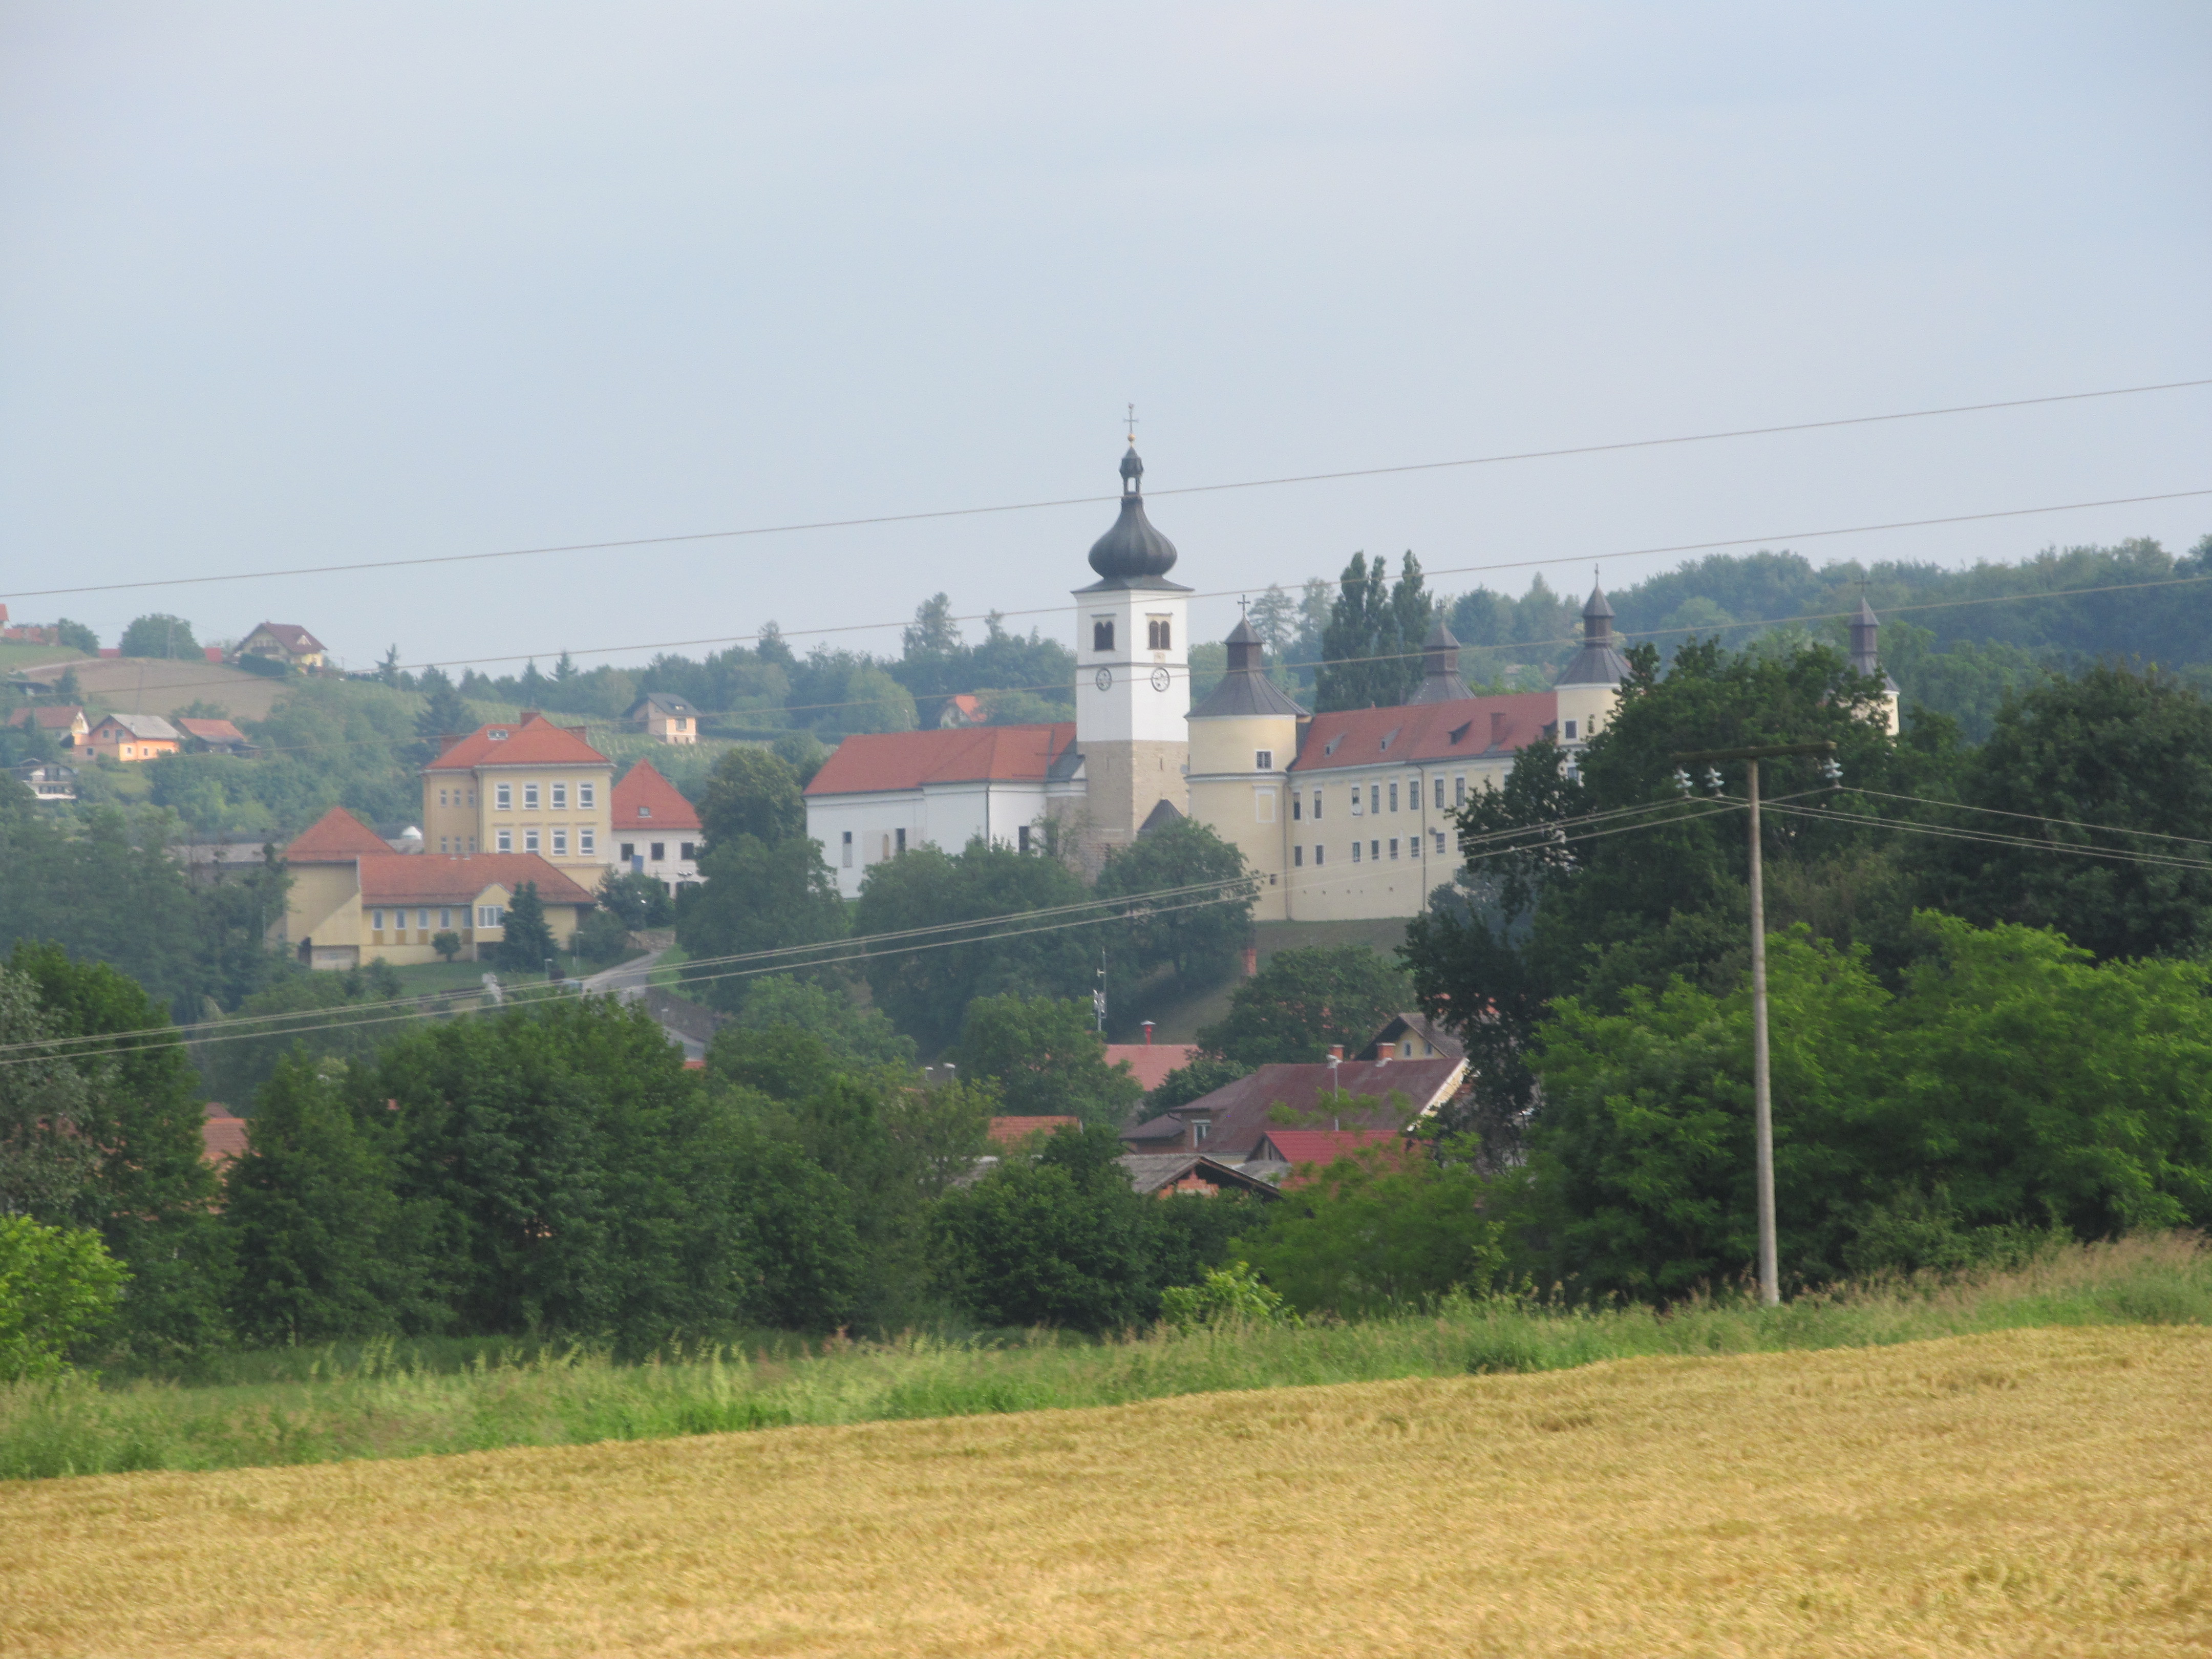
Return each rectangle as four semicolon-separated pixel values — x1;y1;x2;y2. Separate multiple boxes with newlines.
6;1233;2205;1483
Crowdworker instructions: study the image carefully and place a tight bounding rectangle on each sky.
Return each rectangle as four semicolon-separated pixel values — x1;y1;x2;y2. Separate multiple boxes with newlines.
2;2;2208;675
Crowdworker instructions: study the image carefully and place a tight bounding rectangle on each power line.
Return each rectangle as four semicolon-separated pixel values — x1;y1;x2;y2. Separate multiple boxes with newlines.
7;376;2207;609
1847;789;2212;850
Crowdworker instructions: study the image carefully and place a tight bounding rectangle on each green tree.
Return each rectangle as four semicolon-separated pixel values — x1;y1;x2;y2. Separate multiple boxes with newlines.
854;836;1098;1054
1916;664;2212;961
1234;1143;1504;1317
119;613;201;660
493;882;558;973
696;747;806;849
432;929;463;962
0;1216;127;1380
197;960;415;1117
731;974;917;1071
1196;945;1412;1067
598;868;675;929
930;1123;1165;1331
414;666;474;747
1095;817;1257;993
1316;551;1431;712
1525;917;2212;1299
955;995;1143;1126
5;945;230;1359
52;620;97;656
222;1054;429;1344
676;834;849;1013
789;648;917;736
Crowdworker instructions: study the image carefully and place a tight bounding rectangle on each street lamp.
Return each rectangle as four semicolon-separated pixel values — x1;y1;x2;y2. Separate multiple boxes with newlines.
1670;739;1838;1307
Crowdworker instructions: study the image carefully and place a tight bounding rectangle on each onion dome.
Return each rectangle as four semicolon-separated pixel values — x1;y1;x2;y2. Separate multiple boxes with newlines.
1086;446;1181;585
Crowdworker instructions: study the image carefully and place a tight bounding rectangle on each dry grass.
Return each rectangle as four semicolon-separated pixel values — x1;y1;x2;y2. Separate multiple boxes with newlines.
4;1325;2206;1657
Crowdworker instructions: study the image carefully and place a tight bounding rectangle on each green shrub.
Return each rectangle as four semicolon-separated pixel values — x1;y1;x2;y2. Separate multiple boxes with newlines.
0;1217;127;1380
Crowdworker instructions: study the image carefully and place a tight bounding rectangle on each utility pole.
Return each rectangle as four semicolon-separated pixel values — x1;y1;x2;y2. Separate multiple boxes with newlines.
1671;739;1837;1307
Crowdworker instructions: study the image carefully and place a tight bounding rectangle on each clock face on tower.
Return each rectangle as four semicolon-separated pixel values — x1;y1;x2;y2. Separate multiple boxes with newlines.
1150;667;1172;692
1093;667;1112;691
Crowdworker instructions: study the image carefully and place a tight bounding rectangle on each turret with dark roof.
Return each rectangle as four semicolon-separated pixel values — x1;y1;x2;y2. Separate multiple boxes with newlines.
1849;595;1900;692
1188;616;1307;720
1555;582;1632;688
1408;618;1473;704
1080;446;1188;591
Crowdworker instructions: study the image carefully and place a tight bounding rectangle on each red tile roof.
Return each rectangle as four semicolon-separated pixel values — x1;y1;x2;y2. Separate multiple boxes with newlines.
177;716;249;745
804;723;1077;796
612;760;701;831
357;853;595;907
423;712;610;772
1291;692;1558;774
987;1115;1081;1146
285;806;393;862
250;622;325;654
4;706;84;733
1102;1042;1199;1093
201;1104;248;1166
1251;1128;1409;1187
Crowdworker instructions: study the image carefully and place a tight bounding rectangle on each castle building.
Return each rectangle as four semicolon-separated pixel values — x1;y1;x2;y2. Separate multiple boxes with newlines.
803;444;1897;921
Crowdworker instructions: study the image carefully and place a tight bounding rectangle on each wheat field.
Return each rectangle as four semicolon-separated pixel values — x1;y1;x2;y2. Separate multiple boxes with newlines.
3;1325;2206;1657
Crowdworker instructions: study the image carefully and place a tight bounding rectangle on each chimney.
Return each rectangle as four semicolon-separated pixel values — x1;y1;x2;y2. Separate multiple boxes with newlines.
1243;945;1258;977
518;709;541;721
1491;711;1507;747
1141;1020;1155;1046
1375;1041;1396;1064
1327;1044;1344;1062
435;732;464;755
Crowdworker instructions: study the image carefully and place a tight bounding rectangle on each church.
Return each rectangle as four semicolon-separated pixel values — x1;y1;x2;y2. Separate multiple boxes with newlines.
802;445;1892;922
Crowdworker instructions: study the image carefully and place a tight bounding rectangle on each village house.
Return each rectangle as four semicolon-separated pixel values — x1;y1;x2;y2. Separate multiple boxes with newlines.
177;716;257;757
277;804;593;968
419;712;613;884
0;605;60;646
1120;1047;1465;1161
12;760;77;803
83;712;181;762
625;692;701;745
238;622;327;671
610;760;703;893
4;705;89;747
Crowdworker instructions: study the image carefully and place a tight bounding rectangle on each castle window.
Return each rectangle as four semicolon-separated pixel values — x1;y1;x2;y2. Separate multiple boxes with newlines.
842;831;854;867
1147;618;1172;651
1093;619;1115;652
1434;777;1445;809
1433;829;1447;856
580;783;595;809
1352;840;1362;863
552;783;567;809
1564;719;1578;741
896;828;907;854
1294;845;1304;867
1370;839;1380;861
1350;790;1363;818
1389;838;1399;860
1369;784;1381;814
495;783;512;811
1312;790;1323;820
1388;782;1398;813
524;783;540;810
1255;750;1272;771
1017;825;1031;854
1291;793;1302;821
1454;775;1466;805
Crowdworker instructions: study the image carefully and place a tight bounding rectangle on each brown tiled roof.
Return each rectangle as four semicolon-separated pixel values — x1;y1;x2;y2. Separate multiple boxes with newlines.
804;723;1077;796
612;760;701;831
201;1105;248;1166
357;853;594;907
1250;1129;1409;1188
177;717;249;745
1117;1153;1283;1199
423;712;610;772
250;622;325;653
1119;1056;1463;1160
285;806;392;862
1290;692;1557;774
987;1115;1081;1146
1101;1042;1199;1093
4;706;84;732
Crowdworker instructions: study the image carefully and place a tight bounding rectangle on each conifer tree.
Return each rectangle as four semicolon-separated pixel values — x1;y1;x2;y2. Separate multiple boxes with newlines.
494;882;557;973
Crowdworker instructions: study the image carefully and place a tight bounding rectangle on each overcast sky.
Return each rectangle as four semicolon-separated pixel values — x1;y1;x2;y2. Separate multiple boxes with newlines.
3;3;2207;674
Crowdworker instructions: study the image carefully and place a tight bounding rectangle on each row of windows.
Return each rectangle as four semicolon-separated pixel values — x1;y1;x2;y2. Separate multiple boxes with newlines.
439;836;476;854
493;826;597;857
486;781;596;813
621;842;697;863
1290;775;1471;821
1089;617;1174;652
839;827;910;868
372;907;461;931
435;789;478;808
1290;830;1451;868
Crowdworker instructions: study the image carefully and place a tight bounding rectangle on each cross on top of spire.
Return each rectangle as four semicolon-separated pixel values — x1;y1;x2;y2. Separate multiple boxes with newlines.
1124;402;1139;444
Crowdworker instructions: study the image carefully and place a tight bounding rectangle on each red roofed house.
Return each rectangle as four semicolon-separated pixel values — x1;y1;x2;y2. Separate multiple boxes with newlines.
1247;1128;1409;1188
1100;1039;1198;1094
83;712;182;762
238;622;327;670
419;712;614;886
987;1115;1081;1146
202;1103;249;1168
279;804;595;968
610;760;703;895
4;705;89;747
804;722;1083;900
177;716;256;757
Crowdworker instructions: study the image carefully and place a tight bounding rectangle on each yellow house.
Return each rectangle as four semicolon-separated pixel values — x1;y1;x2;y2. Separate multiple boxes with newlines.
420;712;614;883
83;712;182;762
239;622;327;670
279;805;593;968
1184;616;1305;922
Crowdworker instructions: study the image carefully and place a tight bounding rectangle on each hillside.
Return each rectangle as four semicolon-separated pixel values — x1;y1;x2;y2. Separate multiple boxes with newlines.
6;1325;2203;1657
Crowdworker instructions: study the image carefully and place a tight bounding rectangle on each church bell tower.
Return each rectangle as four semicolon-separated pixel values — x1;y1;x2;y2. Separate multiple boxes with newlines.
1073;441;1191;854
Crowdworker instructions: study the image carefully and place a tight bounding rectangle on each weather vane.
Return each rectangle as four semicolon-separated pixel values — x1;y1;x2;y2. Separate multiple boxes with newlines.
1124;402;1139;444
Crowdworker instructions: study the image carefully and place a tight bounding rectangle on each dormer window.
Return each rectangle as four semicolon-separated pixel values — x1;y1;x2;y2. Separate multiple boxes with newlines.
638;805;651;819
489;729;509;740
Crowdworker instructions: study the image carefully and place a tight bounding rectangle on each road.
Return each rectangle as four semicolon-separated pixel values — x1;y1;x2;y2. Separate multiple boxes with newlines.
577;948;705;1062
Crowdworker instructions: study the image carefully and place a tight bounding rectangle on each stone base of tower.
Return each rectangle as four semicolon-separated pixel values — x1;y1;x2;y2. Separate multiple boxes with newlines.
1072;740;1187;868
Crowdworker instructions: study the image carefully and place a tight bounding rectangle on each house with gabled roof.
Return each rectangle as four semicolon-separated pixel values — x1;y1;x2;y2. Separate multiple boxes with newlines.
625;691;701;745
1120;1051;1464;1161
278;804;595;969
610;760;703;893
239;622;326;670
5;705;89;747
177;716;256;757
803;722;1083;899
420;712;614;884
83;712;182;762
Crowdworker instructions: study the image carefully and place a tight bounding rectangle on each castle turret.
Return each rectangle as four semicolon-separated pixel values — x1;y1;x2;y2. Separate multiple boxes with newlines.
1552;581;1630;745
1849;595;1902;735
1186;615;1305;921
1408;618;1472;704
